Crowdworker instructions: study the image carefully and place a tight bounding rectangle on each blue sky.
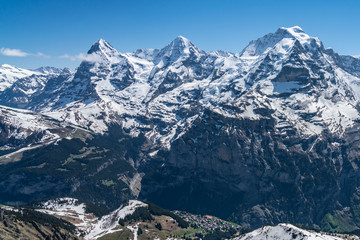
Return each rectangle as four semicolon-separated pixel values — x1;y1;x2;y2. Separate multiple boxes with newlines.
1;0;359;69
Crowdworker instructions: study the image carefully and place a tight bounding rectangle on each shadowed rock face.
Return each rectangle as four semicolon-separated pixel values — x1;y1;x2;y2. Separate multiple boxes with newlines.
140;109;360;229
274;66;309;83
1;27;360;232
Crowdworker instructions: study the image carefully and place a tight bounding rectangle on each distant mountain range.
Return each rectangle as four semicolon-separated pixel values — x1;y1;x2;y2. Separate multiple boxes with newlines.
1;26;360;234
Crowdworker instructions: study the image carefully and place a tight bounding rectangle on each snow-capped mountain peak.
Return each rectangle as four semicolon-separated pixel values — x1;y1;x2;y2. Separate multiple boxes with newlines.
85;38;121;64
241;26;323;57
171;35;192;49
155;36;204;65
2;27;360;233
280;25;323;50
277;25;305;36
87;38;115;54
1;27;360;145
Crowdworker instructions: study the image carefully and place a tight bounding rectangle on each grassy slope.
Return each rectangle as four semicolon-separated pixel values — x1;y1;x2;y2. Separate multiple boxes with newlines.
0;208;77;240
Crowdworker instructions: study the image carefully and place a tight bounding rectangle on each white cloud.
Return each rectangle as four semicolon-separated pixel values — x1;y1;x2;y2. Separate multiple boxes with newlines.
0;47;50;58
60;53;102;62
0;47;29;57
35;52;50;58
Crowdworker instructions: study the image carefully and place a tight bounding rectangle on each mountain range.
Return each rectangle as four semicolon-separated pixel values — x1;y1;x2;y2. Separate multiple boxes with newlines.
1;26;360;233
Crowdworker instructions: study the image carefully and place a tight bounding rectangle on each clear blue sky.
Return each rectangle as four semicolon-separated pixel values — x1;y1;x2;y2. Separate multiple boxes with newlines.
1;0;359;69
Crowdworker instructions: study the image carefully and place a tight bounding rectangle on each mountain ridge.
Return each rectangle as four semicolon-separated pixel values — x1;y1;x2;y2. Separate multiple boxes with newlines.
1;26;360;233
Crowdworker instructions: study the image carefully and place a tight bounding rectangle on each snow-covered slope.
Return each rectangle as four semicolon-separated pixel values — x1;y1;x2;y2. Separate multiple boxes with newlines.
240;26;323;57
0;105;87;157
2;26;360;149
3;26;360;231
37;198;147;240
0;64;41;91
234;224;354;240
8;26;356;150
0;65;73;109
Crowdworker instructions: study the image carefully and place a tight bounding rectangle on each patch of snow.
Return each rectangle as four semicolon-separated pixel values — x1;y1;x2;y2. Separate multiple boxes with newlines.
127;224;139;240
234;223;347;240
36;198;147;240
0;105;72;142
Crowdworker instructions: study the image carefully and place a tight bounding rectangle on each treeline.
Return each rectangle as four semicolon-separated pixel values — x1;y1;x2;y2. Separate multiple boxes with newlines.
203;228;237;240
76;199;110;218
145;201;189;228
3;208;76;232
119;207;154;226
118;201;189;229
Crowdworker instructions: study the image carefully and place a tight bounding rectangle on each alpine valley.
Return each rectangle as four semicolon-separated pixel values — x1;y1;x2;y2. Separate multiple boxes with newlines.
2;26;360;239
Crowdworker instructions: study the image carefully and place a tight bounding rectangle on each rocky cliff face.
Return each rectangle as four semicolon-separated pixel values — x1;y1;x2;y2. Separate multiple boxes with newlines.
141;109;360;229
1;26;360;231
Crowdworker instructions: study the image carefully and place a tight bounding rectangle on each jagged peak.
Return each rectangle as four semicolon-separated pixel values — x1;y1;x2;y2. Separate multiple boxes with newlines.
155;35;204;65
171;35;191;46
82;39;122;64
87;38;116;54
164;35;199;54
